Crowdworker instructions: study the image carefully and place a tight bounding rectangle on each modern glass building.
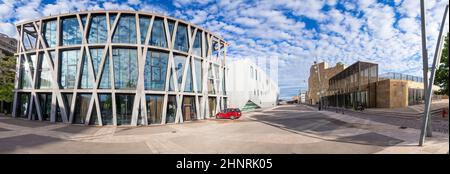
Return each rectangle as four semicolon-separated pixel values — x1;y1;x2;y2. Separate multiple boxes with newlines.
325;61;378;108
12;10;228;126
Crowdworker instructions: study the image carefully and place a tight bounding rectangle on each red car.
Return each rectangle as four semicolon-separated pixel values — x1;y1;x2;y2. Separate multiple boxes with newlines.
215;108;242;120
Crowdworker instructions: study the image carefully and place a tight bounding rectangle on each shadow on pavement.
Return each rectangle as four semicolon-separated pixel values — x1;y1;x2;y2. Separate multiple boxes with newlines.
251;108;404;147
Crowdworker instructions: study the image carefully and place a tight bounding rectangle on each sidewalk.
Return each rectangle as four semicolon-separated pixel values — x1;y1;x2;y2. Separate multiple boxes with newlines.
318;110;449;154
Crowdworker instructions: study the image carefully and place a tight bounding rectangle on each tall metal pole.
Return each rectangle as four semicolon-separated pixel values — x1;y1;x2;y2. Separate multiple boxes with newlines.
419;4;449;146
315;60;323;110
418;0;430;146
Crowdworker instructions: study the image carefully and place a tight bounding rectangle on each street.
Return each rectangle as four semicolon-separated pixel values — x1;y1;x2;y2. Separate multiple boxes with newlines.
0;104;448;154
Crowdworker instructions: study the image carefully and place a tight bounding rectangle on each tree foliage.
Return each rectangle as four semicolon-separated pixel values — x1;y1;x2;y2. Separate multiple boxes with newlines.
435;32;449;96
0;56;16;103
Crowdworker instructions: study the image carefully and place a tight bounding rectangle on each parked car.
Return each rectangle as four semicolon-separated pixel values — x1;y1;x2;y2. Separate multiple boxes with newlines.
216;108;242;120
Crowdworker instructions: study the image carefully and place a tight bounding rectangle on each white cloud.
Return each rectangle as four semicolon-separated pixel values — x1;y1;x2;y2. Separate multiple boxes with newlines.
222;24;245;35
15;0;42;22
0;22;16;37
127;0;141;6
233;17;260;27
0;2;14;19
0;0;448;98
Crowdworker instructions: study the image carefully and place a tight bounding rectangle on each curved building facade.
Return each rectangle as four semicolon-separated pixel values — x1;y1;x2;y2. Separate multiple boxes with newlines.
12;10;228;126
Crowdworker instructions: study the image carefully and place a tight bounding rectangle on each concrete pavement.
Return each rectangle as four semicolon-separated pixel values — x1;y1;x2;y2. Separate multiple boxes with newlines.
0;104;448;154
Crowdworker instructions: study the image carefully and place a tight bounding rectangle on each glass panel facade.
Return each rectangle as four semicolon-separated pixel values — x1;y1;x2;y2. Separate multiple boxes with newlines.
194;59;202;92
184;61;193;92
139;16;151;44
80;53;92;89
113;48;138;89
149;18;167;48
182;96;196;121
207;64;215;94
38;52;53;89
60;49;80;89
144;50;168;90
43;20;57;47
27;54;37;78
408;88;424;106
166;95;177;123
38;93;52;121
89;106;99;125
168;20;175;38
88;15;107;44
116;94;134;125
174;24;189;52
112;15;137;44
109;13;117;30
19;56;32;89
16;93;30;118
193;30;202;56
146;95;163;124
208;97;216;117
80;15;87;28
23;30;37;51
99;94;113;125
174;55;186;89
62;17;82;46
89;48;103;76
168;69;175;91
13;12;228;127
62;93;73;116
99;55;111;89
222;68;226;94
73;94;91;124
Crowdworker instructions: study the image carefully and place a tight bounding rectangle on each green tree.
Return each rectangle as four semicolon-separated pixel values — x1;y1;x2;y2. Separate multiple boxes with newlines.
0;56;16;114
435;32;449;96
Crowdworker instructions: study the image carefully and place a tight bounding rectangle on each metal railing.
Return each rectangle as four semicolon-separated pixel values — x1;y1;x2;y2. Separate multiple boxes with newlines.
379;72;424;83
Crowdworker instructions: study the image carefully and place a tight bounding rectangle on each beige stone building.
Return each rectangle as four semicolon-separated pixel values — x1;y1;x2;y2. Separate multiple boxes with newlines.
307;62;345;105
323;63;442;109
376;75;441;108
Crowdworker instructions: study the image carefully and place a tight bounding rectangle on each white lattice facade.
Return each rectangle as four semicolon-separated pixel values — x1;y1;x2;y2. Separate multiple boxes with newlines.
12;10;228;126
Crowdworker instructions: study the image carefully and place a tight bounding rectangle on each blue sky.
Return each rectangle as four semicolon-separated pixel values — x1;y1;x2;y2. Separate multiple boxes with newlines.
1;0;448;99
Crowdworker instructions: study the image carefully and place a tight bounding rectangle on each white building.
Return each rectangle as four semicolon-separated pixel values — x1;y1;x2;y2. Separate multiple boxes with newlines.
300;93;306;103
226;59;279;111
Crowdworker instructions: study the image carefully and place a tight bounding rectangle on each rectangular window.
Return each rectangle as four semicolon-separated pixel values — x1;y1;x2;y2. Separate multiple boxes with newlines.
139;16;151;44
88;15;107;43
174;24;189;52
43;20;57;47
144;50;168;90
38;93;52;121
19;56;32;89
113;48;138;89
99;93;113;125
166;95;177;123
73;94;91;124
149;18;167;48
208;97;216;118
16;93;30;118
146;95;163;124
195;59;202;92
182;96;196;121
116;94;134;125
62;17;82;46
38;52;54;89
60;50;80;89
193;30;202;56
112;15;137;44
